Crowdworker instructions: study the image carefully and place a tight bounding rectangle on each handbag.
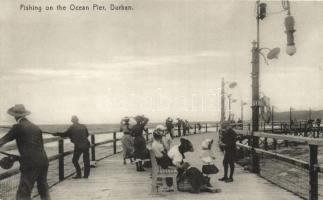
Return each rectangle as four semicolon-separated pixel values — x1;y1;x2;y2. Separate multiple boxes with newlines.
202;164;219;174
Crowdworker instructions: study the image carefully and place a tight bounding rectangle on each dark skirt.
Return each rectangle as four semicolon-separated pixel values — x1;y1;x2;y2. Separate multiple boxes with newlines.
133;135;149;160
178;167;206;191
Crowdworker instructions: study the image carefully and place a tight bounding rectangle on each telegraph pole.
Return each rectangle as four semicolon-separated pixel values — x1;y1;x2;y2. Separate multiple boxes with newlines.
251;0;261;174
221;78;225;123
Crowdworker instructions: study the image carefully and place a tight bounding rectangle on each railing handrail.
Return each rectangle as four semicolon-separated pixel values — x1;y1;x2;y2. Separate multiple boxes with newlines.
234;129;323;146
0;122;212;180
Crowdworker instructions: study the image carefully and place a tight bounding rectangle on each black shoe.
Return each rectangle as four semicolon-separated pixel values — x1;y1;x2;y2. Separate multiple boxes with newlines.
83;176;89;179
136;162;139;171
138;161;145;172
123;159;126;165
72;175;82;179
225;178;233;183
218;177;228;181
138;167;145;172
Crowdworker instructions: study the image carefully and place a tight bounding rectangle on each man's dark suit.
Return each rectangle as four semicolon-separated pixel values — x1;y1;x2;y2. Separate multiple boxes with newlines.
0;118;50;200
58;123;90;178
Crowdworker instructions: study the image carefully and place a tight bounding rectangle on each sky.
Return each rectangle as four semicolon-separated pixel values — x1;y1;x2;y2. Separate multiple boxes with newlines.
0;0;322;124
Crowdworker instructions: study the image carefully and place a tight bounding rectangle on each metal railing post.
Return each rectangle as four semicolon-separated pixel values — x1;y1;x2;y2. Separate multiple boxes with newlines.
58;139;64;181
113;132;117;154
264;138;268;150
91;134;96;161
309;145;318;200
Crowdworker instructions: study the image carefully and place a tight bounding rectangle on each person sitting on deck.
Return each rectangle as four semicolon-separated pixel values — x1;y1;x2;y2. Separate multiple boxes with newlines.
151;125;173;169
53;115;90;179
120;117;134;165
168;138;218;193
0;104;51;200
219;123;237;183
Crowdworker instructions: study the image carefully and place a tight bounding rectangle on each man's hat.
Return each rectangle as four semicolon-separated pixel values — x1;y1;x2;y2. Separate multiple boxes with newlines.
71;115;79;123
7;104;31;117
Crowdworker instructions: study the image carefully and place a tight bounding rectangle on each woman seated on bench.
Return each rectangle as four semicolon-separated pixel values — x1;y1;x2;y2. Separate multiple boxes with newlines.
167;138;218;193
151;125;173;169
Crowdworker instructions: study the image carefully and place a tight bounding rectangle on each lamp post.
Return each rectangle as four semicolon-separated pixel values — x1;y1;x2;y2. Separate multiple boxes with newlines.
220;78;237;123
241;100;247;123
228;94;232;121
290;107;293;130
229;97;237;122
221;78;225;123
251;0;296;174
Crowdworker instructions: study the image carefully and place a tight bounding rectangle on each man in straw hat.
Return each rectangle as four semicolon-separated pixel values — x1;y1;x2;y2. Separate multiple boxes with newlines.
0;104;50;200
53;115;90;179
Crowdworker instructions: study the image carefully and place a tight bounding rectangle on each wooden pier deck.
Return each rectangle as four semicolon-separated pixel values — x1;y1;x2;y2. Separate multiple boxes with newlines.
44;132;301;200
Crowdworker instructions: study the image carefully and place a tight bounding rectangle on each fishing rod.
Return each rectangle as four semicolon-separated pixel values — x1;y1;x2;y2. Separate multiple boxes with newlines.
0;150;19;158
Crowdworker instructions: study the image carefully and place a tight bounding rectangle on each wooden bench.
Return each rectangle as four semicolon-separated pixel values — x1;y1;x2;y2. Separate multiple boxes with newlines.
149;150;178;193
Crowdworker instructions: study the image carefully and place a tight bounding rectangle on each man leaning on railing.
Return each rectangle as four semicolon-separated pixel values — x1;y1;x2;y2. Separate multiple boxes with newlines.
52;115;91;179
0;104;51;200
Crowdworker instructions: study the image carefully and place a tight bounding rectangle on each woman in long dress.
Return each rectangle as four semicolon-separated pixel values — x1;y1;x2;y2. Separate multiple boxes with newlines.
120;117;134;165
131;115;150;171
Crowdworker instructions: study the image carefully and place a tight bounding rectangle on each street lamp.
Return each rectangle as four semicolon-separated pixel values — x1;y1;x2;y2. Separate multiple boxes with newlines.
220;78;237;123
241;100;248;123
251;0;296;174
228;96;237;121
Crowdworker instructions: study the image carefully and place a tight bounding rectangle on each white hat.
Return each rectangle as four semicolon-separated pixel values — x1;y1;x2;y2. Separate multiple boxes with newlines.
201;139;213;149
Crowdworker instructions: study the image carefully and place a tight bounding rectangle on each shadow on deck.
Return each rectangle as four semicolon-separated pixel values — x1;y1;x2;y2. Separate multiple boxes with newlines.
44;132;301;200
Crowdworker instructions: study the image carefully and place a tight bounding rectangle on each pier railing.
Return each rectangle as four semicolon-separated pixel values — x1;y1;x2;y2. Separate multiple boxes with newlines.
233;128;323;200
0;123;212;200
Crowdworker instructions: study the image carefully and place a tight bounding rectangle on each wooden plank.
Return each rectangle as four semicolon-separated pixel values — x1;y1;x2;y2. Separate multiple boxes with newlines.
44;132;301;200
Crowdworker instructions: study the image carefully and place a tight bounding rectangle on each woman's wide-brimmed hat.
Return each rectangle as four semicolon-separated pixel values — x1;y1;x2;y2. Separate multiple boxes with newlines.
166;117;173;122
153;125;166;137
7;104;31;117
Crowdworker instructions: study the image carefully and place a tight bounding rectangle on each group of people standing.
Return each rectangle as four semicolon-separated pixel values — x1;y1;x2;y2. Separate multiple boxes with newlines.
0;104;238;199
120;115;237;194
0;104;92;200
120;115;150;171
